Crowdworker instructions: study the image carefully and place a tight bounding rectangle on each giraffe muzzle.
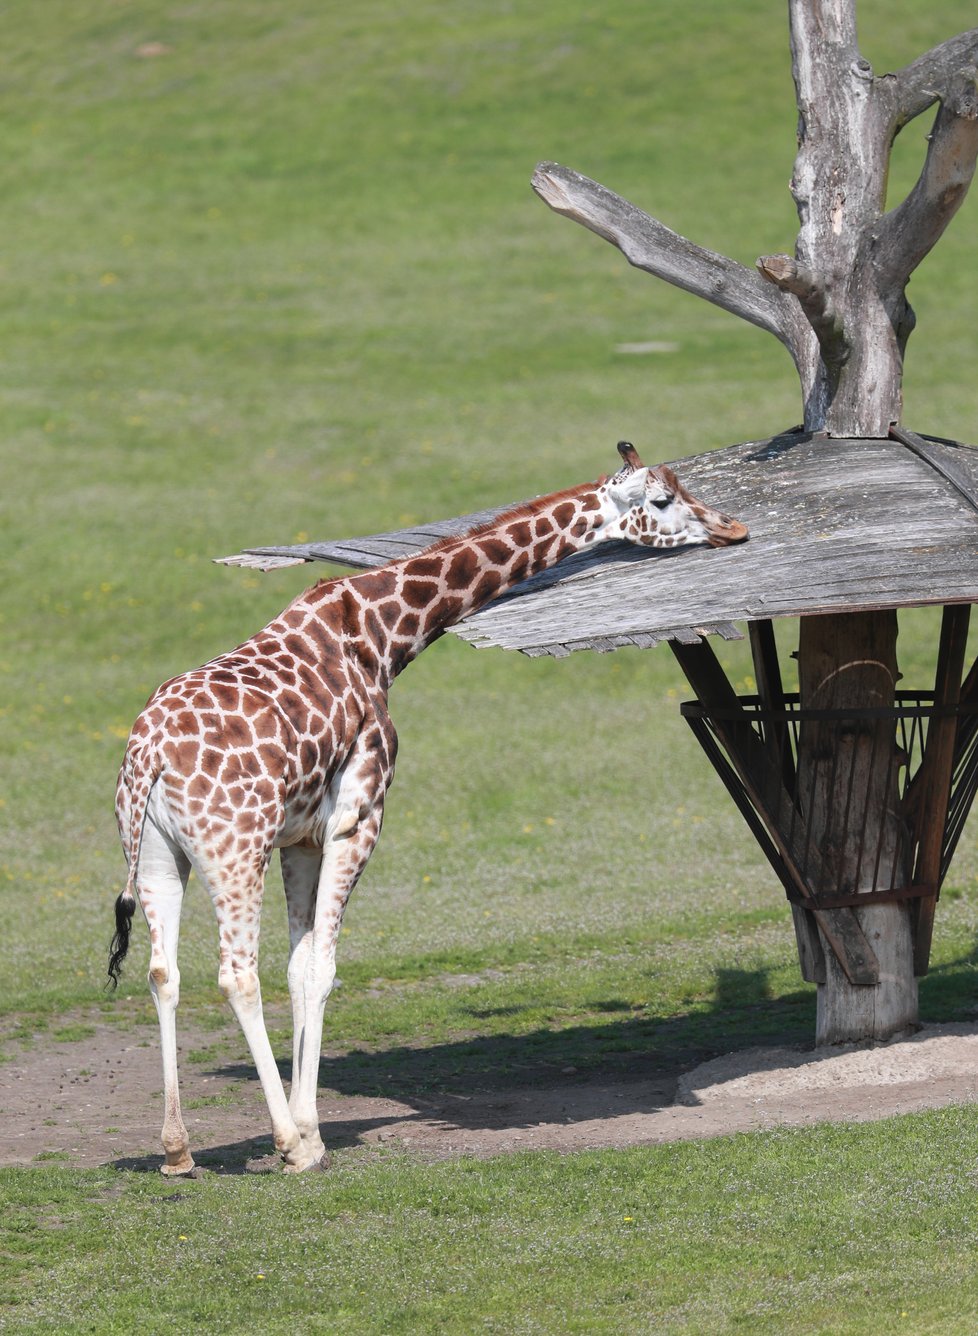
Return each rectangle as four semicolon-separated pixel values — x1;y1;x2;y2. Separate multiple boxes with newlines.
705;514;750;547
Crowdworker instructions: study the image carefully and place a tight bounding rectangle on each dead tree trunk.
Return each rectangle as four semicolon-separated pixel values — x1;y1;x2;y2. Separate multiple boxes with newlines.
532;2;978;1042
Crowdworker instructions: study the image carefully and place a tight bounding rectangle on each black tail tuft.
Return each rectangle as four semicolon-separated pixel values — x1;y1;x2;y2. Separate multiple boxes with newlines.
107;893;136;989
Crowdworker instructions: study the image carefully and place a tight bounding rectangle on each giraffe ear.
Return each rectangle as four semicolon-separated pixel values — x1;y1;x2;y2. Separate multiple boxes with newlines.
607;466;649;510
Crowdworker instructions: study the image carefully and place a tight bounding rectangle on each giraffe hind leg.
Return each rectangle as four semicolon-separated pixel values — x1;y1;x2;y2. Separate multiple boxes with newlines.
286;809;384;1168
135;818;194;1174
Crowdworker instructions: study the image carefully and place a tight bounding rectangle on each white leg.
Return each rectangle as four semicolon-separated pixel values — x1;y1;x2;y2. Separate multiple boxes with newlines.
136;820;193;1174
287;811;383;1161
204;860;312;1170
280;845;325;1160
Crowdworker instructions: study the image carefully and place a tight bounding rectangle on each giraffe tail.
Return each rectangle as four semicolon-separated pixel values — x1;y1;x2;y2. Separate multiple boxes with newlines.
108;748;162;989
107;892;136;989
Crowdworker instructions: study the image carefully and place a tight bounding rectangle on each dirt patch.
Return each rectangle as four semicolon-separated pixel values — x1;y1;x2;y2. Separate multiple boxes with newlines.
3;1008;978;1172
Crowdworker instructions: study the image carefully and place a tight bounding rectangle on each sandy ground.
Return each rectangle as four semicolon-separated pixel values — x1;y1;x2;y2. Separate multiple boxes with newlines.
4;1007;978;1173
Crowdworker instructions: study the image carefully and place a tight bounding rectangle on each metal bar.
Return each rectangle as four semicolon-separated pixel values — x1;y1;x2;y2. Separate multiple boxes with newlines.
673;641;879;985
786;883;934;910
684;717;802;903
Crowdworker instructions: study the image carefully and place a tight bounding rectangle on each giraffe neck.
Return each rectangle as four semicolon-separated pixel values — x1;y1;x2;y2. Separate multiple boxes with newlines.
317;482;618;685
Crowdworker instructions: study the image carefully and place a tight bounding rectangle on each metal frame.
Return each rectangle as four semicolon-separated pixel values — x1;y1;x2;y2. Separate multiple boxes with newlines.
673;605;978;981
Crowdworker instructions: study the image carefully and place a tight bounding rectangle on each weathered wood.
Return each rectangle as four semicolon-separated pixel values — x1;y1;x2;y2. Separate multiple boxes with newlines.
896;30;978;125
775;2;977;1043
771;6;978;436
877;67;978;291
448;435;978;657
888;425;978;513
218;5;978;1047
216;504;514;571
530;162;798;351
531;18;977;437
796;611;917;1043
909;604;971;974
748;620;825;981
749;620;794;791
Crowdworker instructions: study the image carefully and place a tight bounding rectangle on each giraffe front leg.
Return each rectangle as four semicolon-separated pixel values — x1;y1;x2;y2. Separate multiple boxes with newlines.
286;808;383;1170
137;822;194;1175
280;845;326;1165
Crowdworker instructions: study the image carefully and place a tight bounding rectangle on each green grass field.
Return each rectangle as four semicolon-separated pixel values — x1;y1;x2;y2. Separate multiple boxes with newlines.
3;1;978;1330
5;1110;978;1334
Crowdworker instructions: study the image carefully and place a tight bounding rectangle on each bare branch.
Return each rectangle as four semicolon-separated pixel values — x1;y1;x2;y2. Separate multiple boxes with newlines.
892;30;978;127
877;69;978;286
531;161;796;346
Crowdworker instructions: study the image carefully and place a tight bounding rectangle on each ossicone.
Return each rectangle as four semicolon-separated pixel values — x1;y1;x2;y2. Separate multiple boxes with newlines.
617;441;645;471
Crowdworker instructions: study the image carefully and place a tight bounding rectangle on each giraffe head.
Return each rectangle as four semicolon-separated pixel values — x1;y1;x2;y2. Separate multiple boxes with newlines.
603;441;748;549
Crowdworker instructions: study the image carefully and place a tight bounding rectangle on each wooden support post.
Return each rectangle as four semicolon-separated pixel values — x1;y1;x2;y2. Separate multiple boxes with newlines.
797;610;917;1044
941;649;978;872
910;604;971;974
748;620;794;790
748;621;825;982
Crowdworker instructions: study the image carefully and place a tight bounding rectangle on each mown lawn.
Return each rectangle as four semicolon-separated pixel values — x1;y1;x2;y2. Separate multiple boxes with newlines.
5;1108;978;1334
3;0;978;1330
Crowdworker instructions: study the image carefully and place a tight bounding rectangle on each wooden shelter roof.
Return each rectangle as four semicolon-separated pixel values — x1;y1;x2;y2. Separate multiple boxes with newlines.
219;428;978;657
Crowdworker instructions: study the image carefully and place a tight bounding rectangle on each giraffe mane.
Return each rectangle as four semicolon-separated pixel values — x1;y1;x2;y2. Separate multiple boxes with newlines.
295;480;602;603
417;481;600;557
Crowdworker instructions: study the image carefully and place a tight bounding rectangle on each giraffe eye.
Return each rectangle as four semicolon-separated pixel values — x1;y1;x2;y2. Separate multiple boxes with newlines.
651;494;672;510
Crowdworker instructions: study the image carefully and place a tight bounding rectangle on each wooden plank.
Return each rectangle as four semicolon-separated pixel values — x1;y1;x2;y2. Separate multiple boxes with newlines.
939;652;978;876
749;620;795;790
910;604;971;974
671;638;879;985
790;905;827;984
670;627;704;645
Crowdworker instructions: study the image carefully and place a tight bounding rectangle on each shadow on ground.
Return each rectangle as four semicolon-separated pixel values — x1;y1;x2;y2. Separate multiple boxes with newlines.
93;950;978;1176
110;964;816;1174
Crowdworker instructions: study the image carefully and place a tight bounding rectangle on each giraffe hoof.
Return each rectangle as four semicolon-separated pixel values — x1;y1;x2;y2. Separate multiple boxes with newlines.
281;1150;330;1173
160;1156;197;1177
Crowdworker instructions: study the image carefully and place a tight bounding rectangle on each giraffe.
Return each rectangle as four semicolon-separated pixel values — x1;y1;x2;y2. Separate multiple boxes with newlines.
109;441;747;1174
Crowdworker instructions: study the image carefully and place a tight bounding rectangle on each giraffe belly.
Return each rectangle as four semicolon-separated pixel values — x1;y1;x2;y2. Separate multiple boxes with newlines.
274;777;355;850
275;743;387;851
274;789;337;850
140;763;337;862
